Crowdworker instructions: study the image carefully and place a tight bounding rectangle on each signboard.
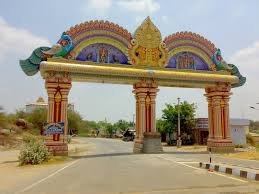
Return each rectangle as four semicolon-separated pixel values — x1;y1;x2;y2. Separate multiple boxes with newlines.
43;122;64;135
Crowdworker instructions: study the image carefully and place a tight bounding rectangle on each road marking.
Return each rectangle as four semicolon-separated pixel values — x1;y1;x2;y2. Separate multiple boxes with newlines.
177;161;199;164
156;156;247;183
15;159;79;193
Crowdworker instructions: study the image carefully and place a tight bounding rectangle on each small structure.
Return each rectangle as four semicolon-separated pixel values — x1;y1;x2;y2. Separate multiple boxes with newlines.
26;97;74;113
231;119;249;145
193;118;209;145
193;118;249;146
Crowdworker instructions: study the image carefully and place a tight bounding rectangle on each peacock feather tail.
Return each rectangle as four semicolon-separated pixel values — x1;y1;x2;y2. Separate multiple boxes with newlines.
19;47;50;76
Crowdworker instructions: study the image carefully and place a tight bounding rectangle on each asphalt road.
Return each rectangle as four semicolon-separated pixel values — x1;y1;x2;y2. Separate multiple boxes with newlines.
17;138;259;194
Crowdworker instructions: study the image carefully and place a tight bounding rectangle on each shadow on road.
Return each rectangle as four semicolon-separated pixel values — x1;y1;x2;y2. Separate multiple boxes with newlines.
70;152;136;159
70;150;209;159
0;160;19;164
163;151;208;155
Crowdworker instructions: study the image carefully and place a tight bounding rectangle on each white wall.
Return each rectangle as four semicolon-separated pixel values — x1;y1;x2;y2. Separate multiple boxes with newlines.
231;125;246;145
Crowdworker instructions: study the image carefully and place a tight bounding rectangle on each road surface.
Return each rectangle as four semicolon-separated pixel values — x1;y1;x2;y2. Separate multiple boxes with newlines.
12;138;259;194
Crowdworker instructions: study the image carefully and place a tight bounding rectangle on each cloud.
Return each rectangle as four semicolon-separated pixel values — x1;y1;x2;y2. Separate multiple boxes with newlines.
0;17;50;63
228;41;259;120
86;0;112;17
117;0;160;13
161;15;168;23
229;41;259;74
0;16;50;113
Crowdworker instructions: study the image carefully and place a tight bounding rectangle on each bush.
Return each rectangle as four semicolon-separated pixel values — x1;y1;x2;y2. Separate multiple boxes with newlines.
246;133;256;146
235;144;244;148
67;135;72;143
19;135;49;165
22;133;42;143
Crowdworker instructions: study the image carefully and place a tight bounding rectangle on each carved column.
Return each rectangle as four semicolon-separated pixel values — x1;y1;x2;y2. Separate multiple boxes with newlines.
133;81;162;153
207;96;214;140
45;73;72;155
138;92;147;140
150;88;159;133
212;96;222;140
46;88;56;123
205;84;234;152
223;96;231;140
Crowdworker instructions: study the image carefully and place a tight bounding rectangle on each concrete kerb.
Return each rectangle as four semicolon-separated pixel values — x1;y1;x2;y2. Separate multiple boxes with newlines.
199;162;259;181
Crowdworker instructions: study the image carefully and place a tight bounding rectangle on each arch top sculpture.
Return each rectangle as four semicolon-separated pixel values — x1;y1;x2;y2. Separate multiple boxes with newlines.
20;17;246;154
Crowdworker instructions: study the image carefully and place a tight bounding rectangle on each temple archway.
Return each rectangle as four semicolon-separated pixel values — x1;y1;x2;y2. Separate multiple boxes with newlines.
20;17;246;154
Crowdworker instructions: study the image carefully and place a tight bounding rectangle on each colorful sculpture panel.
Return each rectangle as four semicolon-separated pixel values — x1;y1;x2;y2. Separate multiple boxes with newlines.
167;52;209;70
76;43;128;64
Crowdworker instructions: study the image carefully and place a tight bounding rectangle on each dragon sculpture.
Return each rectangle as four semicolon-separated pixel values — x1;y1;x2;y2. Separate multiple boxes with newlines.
212;49;246;87
20;32;74;76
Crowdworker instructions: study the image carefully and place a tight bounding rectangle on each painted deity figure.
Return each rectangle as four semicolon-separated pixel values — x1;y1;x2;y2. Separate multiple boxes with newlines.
177;53;195;69
99;47;108;63
112;55;120;63
86;53;93;61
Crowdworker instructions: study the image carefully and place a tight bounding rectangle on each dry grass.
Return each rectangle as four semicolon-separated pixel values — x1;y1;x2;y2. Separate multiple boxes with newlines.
0;135;22;150
225;151;259;160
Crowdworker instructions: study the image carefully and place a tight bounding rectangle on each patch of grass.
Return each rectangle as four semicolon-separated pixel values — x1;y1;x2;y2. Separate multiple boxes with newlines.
225;152;259;160
235;144;245;148
246;133;256;146
68;146;89;156
77;132;90;137
43;156;71;165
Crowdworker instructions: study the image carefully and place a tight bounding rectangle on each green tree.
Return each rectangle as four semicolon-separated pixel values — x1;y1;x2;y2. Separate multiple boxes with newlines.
15;109;27;119
249;120;259;133
105;123;115;137
0;111;6;128
67;110;83;131
161;101;196;135
114;119;133;133
156;119;166;133
26;109;47;133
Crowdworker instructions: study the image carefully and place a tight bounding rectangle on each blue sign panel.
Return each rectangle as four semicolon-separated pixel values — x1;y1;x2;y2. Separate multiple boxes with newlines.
43;122;64;135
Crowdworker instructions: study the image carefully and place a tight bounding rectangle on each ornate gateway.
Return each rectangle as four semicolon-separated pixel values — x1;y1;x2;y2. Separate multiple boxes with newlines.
20;17;246;154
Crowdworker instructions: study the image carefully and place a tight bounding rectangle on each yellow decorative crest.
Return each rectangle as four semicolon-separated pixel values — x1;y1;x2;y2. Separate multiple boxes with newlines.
129;17;168;67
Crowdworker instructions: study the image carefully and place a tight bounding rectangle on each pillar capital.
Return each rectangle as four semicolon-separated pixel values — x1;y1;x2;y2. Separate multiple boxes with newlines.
133;80;158;89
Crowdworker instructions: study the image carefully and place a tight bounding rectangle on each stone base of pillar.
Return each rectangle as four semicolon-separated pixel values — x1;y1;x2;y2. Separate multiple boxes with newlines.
142;132;163;153
45;142;68;156
133;139;143;153
207;139;234;153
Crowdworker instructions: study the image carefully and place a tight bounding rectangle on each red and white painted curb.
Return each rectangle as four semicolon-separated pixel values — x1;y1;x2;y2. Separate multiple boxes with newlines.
199;162;259;181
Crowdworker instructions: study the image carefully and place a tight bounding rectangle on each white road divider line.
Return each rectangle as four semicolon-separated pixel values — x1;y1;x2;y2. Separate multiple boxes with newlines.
15;159;79;193
177;161;199;164
156;156;247;183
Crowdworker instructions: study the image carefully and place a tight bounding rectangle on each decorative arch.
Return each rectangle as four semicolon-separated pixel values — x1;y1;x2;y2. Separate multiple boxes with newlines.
66;20;132;61
164;31;217;71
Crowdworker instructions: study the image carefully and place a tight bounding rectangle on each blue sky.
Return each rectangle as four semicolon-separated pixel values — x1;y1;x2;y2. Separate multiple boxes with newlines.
0;0;259;122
